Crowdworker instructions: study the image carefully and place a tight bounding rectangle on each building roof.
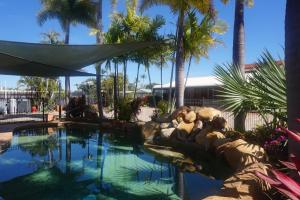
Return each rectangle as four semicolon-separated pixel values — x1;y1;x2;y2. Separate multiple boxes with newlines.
155;61;284;89
137;88;152;93
245;60;283;72
153;76;221;89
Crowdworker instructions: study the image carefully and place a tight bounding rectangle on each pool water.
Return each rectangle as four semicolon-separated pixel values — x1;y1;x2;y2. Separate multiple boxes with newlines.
0;127;223;200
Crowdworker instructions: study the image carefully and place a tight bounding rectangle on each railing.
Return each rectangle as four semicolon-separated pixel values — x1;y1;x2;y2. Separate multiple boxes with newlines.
185;99;222;108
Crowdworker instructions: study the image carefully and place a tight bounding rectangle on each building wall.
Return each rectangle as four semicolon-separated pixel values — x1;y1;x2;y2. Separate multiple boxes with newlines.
153;86;221;108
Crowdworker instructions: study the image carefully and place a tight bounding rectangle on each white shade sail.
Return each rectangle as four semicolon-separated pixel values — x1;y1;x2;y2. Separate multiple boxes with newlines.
0;40;159;77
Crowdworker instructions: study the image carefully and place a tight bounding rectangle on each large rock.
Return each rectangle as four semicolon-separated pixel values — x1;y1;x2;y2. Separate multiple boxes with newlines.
192;119;203;132
141;121;160;142
160;122;172;129
155;113;171;123
203;163;270;200
210;116;227;130
195;107;221;122
195;131;226;150
171;106;191;120
183;111;196;123
146;147;185;159
160;128;176;138
217;139;266;170
177;121;195;134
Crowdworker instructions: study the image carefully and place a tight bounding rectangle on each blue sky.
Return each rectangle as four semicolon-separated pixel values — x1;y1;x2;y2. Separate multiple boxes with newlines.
0;0;285;90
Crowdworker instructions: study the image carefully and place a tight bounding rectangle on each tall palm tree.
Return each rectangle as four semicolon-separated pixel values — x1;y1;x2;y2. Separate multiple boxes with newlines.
231;0;253;131
140;0;214;108
37;0;96;105
183;11;226;89
285;0;300;156
94;0;104;118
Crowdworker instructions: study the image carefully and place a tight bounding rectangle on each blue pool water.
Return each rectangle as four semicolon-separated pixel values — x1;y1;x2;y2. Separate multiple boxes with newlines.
0;127;223;200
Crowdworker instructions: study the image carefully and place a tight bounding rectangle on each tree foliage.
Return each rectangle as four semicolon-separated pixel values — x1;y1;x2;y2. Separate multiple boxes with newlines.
38;0;96;31
215;51;286;125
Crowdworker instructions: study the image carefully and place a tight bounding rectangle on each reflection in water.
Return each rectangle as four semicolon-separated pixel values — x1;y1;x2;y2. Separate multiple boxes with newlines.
0;127;223;200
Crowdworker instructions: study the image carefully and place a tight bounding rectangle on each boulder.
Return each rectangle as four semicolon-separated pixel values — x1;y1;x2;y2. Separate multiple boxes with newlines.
203;163;270;200
172;119;179;128
192;119;203;132
195;107;221;122
155;113;171;123
195;131;226;150
183;111;196;123
217;139;266;170
177;121;195;134
146;147;185;159
160;122;172;129
210;116;227;130
171;106;191;120
160;128;176;138
212;138;232;149
141;121;160;141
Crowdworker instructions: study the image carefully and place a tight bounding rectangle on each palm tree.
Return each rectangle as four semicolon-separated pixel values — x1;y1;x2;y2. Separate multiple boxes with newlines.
37;0;96;105
94;0;104;118
285;0;300;155
140;1;215;108
183;11;227;89
231;0;253;131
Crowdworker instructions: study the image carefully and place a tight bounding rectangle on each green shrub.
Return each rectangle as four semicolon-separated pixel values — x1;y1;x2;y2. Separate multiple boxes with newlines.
157;100;168;115
116;98;144;121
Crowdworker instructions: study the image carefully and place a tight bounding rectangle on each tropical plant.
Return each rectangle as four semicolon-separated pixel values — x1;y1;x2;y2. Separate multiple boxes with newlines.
37;0;96;104
41;31;63;44
95;0;104;118
140;0;221;108
215;52;286;131
116;97;144;121
231;0;254;131
18;76;59;111
256;122;300;200
157;100;169;116
183;10;227;88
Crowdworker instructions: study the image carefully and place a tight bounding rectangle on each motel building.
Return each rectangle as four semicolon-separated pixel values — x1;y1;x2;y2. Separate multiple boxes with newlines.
153;62;283;109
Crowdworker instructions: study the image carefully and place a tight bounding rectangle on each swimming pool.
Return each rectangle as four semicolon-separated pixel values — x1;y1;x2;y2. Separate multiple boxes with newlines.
0;126;223;200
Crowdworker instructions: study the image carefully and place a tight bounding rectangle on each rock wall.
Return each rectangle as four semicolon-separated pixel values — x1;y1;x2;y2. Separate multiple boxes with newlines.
141;106;270;200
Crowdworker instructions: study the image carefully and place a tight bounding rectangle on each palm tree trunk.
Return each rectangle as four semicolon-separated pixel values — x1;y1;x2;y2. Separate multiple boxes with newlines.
168;21;179;112
168;54;175;112
160;55;163;100
233;0;245;72
134;62;140;99
96;65;104;118
96;0;104;118
116;63;119;98
64;23;71;105
147;66;156;107
175;10;185;108
184;56;192;89
285;0;300;156
123;60;127;98
114;62;118;119
233;0;246;131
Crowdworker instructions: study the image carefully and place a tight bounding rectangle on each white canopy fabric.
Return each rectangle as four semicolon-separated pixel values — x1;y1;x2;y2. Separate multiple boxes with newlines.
0;40;158;77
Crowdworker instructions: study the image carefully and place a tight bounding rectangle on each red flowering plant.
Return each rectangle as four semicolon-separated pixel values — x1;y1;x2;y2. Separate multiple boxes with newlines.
263;127;288;160
256;119;300;200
